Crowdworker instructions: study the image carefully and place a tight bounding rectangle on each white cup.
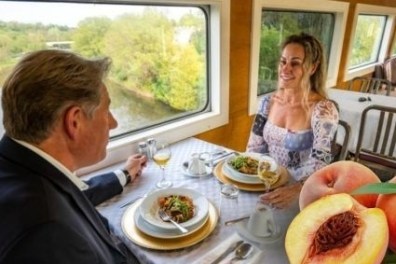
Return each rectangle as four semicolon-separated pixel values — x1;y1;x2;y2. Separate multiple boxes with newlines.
188;153;207;175
247;204;276;237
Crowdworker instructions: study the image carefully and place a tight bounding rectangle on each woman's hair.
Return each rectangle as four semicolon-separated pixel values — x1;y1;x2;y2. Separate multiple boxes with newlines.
280;32;328;110
1;49;111;144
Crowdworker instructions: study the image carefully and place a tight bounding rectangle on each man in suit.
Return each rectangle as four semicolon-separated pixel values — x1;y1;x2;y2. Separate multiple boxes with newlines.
0;49;143;263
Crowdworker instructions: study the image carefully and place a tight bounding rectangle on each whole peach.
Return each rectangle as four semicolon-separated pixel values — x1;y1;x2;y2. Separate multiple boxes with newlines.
376;175;396;253
299;161;381;210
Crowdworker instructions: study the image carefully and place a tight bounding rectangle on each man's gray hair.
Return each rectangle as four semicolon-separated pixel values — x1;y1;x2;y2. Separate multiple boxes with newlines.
1;49;111;144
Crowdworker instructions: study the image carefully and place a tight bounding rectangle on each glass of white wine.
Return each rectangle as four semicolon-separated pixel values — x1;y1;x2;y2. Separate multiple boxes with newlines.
255;156;281;239
153;142;173;189
257;157;279;193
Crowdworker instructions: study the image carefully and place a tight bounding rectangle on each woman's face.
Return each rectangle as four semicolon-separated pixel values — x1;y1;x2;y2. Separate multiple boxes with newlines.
278;43;305;91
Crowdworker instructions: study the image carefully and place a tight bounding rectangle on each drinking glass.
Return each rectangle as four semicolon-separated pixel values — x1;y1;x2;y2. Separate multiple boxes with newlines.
220;183;239;219
152;142;173;189
255;157;281;238
257;158;278;193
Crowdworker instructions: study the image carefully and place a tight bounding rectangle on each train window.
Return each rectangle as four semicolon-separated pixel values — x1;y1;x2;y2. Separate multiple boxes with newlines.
348;14;387;69
0;0;229;170
249;0;348;115
345;4;396;81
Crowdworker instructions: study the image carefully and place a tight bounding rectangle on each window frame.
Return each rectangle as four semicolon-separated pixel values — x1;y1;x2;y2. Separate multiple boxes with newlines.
344;4;396;81
0;0;230;174
249;0;349;115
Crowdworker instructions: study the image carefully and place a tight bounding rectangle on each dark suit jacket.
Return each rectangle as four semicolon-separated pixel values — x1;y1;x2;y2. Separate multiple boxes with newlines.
0;136;139;264
83;171;123;206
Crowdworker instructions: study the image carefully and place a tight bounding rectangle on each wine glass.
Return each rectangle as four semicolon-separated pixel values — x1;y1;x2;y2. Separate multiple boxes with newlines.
257;157;278;193
152;142;173;189
255;156;281;238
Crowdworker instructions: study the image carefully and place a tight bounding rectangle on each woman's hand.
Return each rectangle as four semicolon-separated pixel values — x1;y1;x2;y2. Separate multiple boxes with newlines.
259;182;302;209
124;154;148;182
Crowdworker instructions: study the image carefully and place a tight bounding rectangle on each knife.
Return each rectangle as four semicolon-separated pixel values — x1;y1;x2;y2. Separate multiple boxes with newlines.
210;240;243;264
224;206;269;226
210;151;237;166
224;215;250;226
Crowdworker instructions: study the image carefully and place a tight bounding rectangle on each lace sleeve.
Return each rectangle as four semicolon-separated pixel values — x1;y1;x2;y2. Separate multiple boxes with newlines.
294;100;339;180
246;95;271;153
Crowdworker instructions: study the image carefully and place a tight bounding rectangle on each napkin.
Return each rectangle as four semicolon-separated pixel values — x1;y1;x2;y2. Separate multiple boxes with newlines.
191;233;263;264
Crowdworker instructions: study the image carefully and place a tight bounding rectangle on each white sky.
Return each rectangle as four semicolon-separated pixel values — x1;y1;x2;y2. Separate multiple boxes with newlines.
0;1;189;27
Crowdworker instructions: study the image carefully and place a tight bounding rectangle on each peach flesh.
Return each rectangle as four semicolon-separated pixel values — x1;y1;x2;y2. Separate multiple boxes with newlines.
286;193;389;264
376;176;396;253
299;161;381;210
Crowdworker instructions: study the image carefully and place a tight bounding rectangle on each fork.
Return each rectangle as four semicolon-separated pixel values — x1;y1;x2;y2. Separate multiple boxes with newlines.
158;210;189;233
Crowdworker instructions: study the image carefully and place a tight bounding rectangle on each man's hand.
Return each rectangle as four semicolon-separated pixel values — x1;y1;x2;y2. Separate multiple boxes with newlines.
124;154;148;182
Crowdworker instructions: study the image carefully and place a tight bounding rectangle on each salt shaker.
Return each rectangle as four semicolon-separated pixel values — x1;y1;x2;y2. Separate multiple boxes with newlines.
137;141;148;156
146;138;156;159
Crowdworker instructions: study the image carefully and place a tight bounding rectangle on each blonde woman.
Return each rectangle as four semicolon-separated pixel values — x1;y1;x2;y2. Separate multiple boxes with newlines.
247;33;339;209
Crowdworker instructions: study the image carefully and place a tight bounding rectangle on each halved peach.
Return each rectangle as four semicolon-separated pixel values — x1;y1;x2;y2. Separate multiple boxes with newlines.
286;193;389;264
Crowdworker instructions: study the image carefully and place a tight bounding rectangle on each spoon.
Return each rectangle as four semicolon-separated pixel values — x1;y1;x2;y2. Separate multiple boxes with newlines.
230;243;253;263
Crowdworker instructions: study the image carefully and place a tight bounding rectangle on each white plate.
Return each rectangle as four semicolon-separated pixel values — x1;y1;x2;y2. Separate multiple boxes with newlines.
139;187;209;230
181;162;212;177
134;206;209;239
222;163;262;184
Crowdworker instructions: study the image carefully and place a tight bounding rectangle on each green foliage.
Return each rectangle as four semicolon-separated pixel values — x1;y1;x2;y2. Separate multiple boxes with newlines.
101;9;205;111
350;15;384;67
0;9;206;112
73;17;111;57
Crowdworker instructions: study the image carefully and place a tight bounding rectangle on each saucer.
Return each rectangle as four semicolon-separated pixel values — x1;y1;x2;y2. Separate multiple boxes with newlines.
181;162;213;177
235;218;283;245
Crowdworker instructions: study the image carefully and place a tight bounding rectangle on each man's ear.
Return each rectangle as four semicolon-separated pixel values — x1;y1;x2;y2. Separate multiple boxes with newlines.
63;106;83;140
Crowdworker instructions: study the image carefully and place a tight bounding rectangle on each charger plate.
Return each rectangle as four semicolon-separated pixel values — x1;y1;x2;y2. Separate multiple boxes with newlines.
214;161;289;191
122;199;218;250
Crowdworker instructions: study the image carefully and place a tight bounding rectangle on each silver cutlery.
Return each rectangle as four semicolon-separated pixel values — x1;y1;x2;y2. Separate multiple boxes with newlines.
224;215;250;226
210;240;244;264
158;210;189;233
224;206;269;225
230;243;253;263
211;151;237;166
119;196;142;208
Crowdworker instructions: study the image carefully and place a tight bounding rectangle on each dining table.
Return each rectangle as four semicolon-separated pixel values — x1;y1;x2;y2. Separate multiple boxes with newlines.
92;137;300;264
328;88;396;155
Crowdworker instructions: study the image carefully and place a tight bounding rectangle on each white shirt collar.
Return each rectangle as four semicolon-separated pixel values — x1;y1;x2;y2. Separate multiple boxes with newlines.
12;138;89;191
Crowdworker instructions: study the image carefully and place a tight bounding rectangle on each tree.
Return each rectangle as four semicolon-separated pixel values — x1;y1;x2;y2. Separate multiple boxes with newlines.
73;17;111;57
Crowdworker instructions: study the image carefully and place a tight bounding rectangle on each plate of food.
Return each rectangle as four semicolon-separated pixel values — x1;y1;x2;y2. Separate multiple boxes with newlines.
223;153;279;184
134;203;209;239
139;187;209;230
222;163;261;184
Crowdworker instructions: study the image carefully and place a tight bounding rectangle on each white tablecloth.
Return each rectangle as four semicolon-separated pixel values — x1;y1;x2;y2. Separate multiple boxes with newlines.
328;89;396;154
94;138;299;264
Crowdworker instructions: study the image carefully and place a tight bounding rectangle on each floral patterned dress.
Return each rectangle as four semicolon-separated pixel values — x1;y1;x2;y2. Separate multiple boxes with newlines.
246;95;339;181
